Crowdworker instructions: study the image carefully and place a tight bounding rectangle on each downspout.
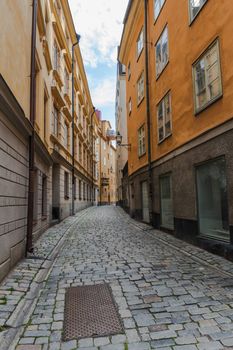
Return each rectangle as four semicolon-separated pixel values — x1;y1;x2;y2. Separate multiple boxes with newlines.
91;107;95;206
26;0;38;254
144;0;153;223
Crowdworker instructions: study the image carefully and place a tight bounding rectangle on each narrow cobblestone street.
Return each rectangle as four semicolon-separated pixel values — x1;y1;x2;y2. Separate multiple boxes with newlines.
2;207;233;350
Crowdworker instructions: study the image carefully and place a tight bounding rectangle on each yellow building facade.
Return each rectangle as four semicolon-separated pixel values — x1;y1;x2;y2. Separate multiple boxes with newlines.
0;0;100;281
119;0;233;258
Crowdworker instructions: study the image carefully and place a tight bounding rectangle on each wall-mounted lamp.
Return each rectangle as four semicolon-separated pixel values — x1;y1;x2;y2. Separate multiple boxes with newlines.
116;131;131;150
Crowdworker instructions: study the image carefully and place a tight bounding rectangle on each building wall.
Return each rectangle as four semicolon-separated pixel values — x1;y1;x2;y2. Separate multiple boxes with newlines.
148;0;233;162
0;108;28;280
119;0;233;258
115;62;128;203
0;0;31;119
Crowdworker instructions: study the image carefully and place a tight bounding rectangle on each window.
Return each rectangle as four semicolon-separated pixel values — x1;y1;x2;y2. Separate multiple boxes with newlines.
53;41;60;71
64;171;69;199
193;40;222;113
155;26;169;77
137;72;144;105
189;0;207;22
83;183;86;200
53;105;59;137
42;175;47;216
137;28;144;57
138;125;146;157
157;91;172;143
79;180;82;200
33;170;38;221
160;175;174;230
79;142;82;163
74;177;77;200
64;123;69;148
128;98;132;115
128;62;131;80
154;0;165;20
64;68;69;94
196;157;229;241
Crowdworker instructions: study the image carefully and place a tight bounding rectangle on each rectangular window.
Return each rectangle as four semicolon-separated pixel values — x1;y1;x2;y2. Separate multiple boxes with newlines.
137;72;144;105
160;175;174;230
53;105;59;137
64;68;69;94
128;62;131;80
83;183;86;200
128;98;132;115
64;171;69;199
64;123;68;148
137;28;144;57
42;175;47;216
74;177;76;200
155;26;169;77
53;41;60;71
193;40;222;113
196;158;229;241
157;91;172;143
154;0;165;20
138;125;146;157
189;0;207;22
79;180;82;200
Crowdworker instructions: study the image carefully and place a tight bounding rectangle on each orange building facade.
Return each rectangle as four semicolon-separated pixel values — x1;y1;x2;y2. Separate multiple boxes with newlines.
119;0;233;258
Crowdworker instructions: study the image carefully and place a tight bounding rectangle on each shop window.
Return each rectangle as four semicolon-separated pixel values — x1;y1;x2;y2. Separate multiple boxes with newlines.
64;171;69;199
196;157;229;241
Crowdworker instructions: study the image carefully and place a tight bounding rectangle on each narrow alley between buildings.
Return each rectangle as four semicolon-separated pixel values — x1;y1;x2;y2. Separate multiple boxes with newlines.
1;207;233;350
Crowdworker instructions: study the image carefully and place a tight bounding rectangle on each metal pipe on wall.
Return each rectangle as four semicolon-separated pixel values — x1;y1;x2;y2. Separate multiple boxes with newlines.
26;0;38;254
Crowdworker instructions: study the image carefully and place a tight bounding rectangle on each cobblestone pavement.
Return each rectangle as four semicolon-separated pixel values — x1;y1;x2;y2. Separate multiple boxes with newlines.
1;206;233;350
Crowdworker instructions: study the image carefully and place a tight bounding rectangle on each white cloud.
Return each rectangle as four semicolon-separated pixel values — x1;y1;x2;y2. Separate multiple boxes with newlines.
90;77;116;107
68;0;128;67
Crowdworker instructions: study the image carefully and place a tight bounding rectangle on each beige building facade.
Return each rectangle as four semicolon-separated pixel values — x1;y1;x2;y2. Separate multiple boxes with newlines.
0;0;99;281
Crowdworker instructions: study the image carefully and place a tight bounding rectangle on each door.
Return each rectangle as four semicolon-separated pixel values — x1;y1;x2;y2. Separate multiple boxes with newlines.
160;175;174;230
141;181;150;223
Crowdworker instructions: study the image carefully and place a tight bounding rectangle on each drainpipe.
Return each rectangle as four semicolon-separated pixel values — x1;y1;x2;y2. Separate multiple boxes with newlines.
71;35;80;216
90;107;96;206
26;0;38;255
144;0;153;223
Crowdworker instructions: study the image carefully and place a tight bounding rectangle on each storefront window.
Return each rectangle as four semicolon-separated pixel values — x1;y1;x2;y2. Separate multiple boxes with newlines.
160;174;174;229
196;158;229;241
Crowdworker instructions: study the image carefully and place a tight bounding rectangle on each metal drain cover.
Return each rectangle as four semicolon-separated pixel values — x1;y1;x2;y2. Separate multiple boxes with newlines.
63;284;123;341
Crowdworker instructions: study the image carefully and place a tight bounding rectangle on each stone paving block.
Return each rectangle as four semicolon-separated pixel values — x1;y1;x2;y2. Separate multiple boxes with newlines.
150;330;177;340
94;337;110;346
78;338;94;347
128;342;151;349
60;340;77;350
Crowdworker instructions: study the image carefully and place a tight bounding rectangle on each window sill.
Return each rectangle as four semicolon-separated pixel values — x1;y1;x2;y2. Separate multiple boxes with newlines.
194;93;223;116
156;60;169;81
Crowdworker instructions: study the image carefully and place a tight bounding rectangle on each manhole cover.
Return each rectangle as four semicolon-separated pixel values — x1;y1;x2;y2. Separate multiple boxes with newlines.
63;283;124;341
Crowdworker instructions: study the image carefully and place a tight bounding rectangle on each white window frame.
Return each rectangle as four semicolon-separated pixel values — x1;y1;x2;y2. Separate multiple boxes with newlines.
154;0;165;21
137;72;144;105
192;40;222;114
138;125;146;157
137;28;144;58
189;0;207;23
155;26;169;78
157;91;172;143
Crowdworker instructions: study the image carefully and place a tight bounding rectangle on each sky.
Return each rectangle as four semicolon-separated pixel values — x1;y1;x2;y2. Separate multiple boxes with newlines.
68;0;129;129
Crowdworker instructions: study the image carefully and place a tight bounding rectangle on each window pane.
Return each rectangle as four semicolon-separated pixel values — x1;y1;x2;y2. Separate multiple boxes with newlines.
196;158;229;241
190;0;207;20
